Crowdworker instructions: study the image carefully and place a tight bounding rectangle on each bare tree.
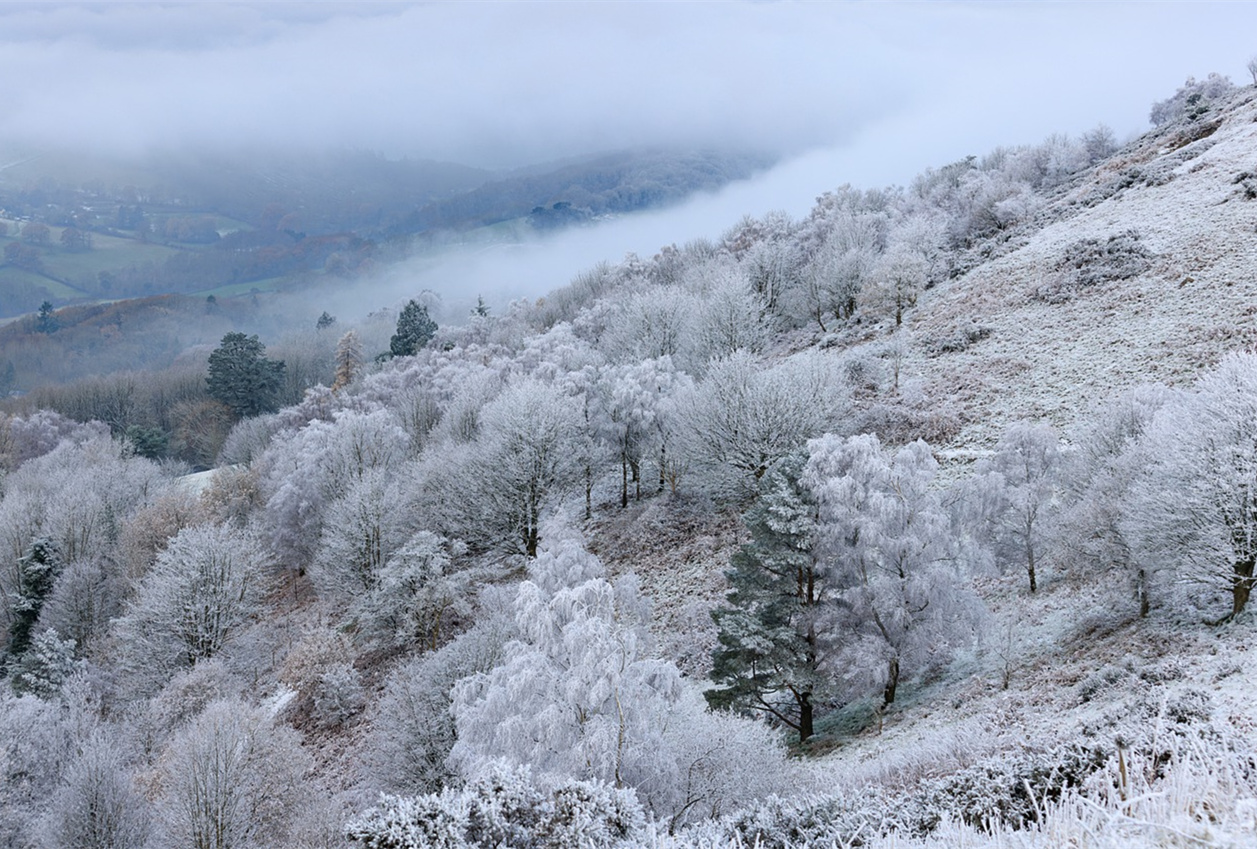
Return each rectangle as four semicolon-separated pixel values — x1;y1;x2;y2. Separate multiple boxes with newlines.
39;733;150;849
154;699;311;849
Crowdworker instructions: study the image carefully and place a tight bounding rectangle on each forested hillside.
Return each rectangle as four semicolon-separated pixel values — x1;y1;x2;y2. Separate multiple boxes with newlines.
3;72;1257;849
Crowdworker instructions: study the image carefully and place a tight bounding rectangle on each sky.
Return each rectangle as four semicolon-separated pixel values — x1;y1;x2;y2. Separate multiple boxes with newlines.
4;1;1257;316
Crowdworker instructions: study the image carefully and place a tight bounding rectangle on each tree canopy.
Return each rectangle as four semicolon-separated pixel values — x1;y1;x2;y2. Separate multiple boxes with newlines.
390;300;438;358
206;332;286;418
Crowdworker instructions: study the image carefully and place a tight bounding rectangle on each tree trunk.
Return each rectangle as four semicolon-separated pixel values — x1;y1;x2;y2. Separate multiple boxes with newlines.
620;454;628;509
798;692;813;743
1137;567;1150;618
1231;556;1254;619
1026;544;1037;594
882;655;900;708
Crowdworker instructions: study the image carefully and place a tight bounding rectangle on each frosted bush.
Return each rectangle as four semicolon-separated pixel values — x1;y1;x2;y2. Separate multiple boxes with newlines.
346;762;645;849
313;662;366;728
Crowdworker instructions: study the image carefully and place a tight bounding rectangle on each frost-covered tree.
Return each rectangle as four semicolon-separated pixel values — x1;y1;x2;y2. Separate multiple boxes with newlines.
865;244;927;328
788;211;881;331
4;538;60;664
600;286;697;368
362;531;474;648
677;350;847;501
595;358;687;507
439;529;787;824
333;329;365;391
690;269;770;362
312;467;416;603
1149;72;1234;125
0;691;77;849
391;299;439;358
260;408;410;568
427;379;586;557
113;524;266;695
1126;354;1257;621
450;534;682;794
804;434;978;708
970;421;1062;593
11;628;79;699
366;605;513;796
38;732;150;849
707;454;830;742
153;699;311;849
0;433;163;626
1058;386;1174;615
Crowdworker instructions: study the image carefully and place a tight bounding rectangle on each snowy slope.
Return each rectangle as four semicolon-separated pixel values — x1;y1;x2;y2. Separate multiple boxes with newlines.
908;87;1257;449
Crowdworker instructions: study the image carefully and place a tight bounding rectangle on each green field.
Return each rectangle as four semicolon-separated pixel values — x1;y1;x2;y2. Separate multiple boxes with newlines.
196;276;287;298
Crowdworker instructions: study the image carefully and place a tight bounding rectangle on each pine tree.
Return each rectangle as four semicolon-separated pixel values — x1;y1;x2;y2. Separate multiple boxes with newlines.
4;538;61;666
706;454;830;742
35;301;58;334
390;300;438;358
206;332;286;418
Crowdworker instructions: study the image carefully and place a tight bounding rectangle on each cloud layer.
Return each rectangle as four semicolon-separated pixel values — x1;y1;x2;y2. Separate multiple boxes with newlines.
5;2;1254;171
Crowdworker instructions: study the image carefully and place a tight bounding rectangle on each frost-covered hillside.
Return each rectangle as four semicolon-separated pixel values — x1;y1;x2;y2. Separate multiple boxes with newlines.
4;73;1257;849
909;83;1257;448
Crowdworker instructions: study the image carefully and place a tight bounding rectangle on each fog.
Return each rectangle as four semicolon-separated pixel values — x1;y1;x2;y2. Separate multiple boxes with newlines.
5;3;1255;169
6;2;1257;323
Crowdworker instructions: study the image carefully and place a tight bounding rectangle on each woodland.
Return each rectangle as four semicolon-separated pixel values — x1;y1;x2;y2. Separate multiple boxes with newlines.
2;70;1257;849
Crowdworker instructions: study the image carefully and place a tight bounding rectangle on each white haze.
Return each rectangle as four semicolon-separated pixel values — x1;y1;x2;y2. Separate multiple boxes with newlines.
6;2;1257;320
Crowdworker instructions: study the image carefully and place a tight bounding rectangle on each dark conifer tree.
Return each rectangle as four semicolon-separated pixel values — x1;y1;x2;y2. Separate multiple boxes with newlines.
390;300;438;358
206;332;286;418
706;454;832;742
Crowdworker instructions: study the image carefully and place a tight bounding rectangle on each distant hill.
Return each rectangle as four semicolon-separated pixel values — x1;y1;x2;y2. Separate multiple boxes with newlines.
0;144;770;319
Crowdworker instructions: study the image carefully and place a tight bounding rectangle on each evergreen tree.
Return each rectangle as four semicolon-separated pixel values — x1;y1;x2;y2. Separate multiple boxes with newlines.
4;537;61;667
206;332;286;418
0;361;15;397
35;301;58;334
706;454;831;742
390;299;438;357
11;629;78;698
316;310;336;330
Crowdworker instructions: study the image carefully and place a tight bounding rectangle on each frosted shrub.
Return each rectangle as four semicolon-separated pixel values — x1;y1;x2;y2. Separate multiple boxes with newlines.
278;624;354;697
1036;230;1152;303
313;662;366;728
144;659;244;749
346;762;645;849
